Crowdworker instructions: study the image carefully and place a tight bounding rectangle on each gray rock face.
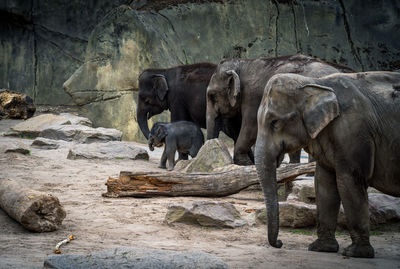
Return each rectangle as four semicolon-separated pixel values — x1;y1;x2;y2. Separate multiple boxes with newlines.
43;246;229;269
7;113;92;138
39;125;122;143
165;200;246;228
2;1;399;142
31;137;60;149
175;139;232;173
67;141;149;160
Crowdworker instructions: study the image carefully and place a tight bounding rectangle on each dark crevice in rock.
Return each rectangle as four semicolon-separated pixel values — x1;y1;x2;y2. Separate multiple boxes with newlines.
338;0;364;71
132;0;227;11
34;23;88;44
272;0;280;57
290;1;300;53
35;34;84;64
32;0;38;102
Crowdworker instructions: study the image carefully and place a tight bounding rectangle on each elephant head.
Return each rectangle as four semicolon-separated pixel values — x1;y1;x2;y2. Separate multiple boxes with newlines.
137;71;169;139
254;73;339;248
148;122;168;151
206;62;241;139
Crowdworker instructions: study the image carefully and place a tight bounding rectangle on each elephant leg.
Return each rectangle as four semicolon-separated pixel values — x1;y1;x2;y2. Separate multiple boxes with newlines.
288;150;301;163
337;171;374;258
158;149;167;169
233;120;256;165
308;163;340;253
178;152;189;161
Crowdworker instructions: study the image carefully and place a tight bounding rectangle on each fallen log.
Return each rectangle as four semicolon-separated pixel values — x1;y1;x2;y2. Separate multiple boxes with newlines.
0;179;66;232
103;162;316;198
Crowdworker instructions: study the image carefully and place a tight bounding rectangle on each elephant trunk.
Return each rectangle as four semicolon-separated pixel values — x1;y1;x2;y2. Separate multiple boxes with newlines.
206;100;220;140
137;105;150;140
254;134;283;248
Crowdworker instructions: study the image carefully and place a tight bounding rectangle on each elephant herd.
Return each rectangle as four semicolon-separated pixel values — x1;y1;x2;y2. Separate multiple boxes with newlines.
136;54;400;258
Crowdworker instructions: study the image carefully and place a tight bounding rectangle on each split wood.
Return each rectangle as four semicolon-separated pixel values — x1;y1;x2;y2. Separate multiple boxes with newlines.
103;162;316;198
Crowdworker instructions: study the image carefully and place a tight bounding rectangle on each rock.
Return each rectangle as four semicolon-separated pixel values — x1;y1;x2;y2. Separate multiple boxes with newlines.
256;201;317;228
39;125;122;143
6;113;92;138
338;193;400;229
67;141;149;160
165;200;246;228
174;159;191;171
180;139;232;173
4;141;30;155
286;178;316;204
31;138;60;149
0;90;36;119
43;246;229;269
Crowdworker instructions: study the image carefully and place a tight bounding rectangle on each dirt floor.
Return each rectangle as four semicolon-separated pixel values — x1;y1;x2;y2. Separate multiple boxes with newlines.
0;118;399;269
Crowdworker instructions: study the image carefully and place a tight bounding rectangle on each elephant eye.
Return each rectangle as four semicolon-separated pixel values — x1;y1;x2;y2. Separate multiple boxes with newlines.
270;119;279;131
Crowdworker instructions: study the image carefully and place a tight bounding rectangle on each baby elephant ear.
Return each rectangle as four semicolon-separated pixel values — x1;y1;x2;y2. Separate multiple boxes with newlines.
152;75;168;100
300;84;340;139
156;124;168;139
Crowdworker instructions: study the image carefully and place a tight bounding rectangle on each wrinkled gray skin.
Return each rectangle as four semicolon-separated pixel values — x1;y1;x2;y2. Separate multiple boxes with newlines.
148;121;204;171
206;54;354;165
255;71;400;258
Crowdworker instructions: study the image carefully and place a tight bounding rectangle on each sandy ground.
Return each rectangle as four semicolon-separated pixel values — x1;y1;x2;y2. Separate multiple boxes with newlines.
0;118;399;269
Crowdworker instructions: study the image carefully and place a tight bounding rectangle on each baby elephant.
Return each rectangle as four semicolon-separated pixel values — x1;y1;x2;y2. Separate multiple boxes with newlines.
148;121;204;170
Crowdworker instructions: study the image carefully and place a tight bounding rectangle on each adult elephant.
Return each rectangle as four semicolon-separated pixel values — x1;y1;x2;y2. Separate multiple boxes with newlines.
206;54;354;165
137;63;218;140
254;71;400;258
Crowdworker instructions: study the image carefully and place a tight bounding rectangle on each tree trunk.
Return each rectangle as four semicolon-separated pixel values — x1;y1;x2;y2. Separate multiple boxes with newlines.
0;179;66;232
103;162;316;198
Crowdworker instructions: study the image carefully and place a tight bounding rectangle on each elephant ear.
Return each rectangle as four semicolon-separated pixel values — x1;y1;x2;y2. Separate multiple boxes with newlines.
226;70;240;107
155;124;168;140
300;84;340;139
152;75;168;100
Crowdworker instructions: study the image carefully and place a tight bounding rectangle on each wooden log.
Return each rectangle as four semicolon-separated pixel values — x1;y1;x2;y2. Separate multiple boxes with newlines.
0;179;66;232
103;162;316;198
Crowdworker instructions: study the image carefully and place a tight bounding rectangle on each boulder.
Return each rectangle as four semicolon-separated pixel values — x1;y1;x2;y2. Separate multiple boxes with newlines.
0;90;36;119
286;178;316;204
338;193;400;229
4;141;30;155
31;138;60;150
39;125;122;143
43;246;229;269
176;139;232;173
165;200;246;228
6;113;92;138
67;141;149;160
256;201;317;228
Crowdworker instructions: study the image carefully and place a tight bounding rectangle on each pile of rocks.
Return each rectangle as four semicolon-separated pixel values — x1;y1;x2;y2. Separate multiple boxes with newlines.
3;113;149;161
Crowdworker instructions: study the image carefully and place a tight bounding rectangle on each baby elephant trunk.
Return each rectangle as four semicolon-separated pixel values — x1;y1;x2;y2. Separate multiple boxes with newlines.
148;137;155;151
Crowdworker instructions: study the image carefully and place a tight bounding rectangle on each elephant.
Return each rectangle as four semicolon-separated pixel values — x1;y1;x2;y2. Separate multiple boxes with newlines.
148;121;204;171
254;71;400;258
137;63;216;140
206;54;354;165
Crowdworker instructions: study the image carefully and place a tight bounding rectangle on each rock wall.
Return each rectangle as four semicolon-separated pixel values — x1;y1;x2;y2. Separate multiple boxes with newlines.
1;0;399;141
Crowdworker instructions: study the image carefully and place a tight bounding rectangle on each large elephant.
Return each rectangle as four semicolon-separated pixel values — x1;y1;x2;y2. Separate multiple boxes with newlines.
254;71;400;258
137;63;217;140
206;54;354;165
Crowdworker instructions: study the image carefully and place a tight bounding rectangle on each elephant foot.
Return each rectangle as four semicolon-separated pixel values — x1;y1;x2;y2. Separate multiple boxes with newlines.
158;165;167;169
234;155;254;166
342;243;374;258
308;238;339;253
